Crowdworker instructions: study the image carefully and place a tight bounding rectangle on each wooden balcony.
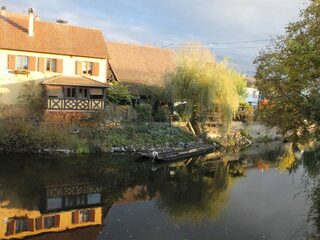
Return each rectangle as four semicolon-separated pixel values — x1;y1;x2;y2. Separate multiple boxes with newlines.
46;98;106;111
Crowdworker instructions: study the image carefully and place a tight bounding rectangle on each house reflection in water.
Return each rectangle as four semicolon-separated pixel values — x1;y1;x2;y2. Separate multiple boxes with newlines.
0;183;108;239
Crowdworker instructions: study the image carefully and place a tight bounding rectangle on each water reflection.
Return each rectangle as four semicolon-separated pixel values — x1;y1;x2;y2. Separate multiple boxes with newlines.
0;142;317;239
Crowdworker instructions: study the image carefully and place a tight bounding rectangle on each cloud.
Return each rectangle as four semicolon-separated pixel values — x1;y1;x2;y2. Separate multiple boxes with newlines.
3;0;305;73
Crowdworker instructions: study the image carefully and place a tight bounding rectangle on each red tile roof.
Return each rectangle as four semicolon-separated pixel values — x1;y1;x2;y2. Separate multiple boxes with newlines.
0;12;108;59
106;41;176;87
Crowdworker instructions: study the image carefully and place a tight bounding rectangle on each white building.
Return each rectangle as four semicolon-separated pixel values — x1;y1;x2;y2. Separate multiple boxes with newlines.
245;87;260;107
0;7;109;111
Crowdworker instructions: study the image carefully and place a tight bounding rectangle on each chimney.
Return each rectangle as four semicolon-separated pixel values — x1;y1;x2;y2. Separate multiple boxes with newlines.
28;8;34;37
1;6;6;16
56;19;68;24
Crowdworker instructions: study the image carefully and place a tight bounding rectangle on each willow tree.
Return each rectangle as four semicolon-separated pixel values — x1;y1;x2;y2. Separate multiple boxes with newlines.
165;44;245;134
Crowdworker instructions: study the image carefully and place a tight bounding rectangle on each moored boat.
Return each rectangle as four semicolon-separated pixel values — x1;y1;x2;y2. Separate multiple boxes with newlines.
137;145;216;162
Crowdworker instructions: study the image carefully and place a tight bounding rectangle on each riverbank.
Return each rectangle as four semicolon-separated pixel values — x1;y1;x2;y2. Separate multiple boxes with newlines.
0;116;281;155
0;119;204;154
0;103;282;155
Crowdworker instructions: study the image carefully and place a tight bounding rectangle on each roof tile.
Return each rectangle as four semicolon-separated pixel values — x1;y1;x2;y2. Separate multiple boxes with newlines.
0;12;108;59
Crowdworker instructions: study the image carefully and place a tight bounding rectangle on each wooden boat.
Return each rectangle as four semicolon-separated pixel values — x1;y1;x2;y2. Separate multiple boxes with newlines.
137;145;216;162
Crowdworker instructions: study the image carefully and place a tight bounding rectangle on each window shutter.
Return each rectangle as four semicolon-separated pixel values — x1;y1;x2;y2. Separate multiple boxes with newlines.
54;215;60;227
35;217;43;230
28;56;36;71
72;211;79;224
5;219;15;236
7;55;16;70
92;62;99;76
88;209;95;222
38;57;45;72
56;59;63;73
76;61;82;75
27;218;35;232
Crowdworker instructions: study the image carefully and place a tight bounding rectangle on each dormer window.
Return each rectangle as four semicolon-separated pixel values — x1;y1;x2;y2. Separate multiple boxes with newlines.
82;62;93;75
17;56;29;70
46;58;57;72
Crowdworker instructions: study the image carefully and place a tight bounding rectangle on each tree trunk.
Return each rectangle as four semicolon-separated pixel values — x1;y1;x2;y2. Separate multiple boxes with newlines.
190;106;202;135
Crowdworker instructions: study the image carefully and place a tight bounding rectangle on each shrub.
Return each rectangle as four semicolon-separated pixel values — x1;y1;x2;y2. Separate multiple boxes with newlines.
107;82;132;105
153;106;170;122
135;104;153;121
235;103;254;123
17;81;44;119
240;128;251;140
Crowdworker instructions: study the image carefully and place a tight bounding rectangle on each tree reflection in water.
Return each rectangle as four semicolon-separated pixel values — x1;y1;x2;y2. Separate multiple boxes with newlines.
301;146;320;239
1;142;320;239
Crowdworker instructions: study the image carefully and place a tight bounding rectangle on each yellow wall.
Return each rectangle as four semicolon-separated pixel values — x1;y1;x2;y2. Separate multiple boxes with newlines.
0;206;102;239
0;49;108;104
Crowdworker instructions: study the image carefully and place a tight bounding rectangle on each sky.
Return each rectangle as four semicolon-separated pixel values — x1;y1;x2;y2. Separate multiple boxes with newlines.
3;0;306;74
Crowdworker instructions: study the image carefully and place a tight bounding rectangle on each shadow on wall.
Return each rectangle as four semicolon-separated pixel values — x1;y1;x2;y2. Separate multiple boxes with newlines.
0;79;44;104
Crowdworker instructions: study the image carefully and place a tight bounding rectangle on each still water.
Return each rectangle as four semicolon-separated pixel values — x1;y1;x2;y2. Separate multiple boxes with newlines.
0;142;319;240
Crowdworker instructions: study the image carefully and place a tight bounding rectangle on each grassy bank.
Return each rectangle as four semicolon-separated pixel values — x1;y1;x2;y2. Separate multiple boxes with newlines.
0;118;196;154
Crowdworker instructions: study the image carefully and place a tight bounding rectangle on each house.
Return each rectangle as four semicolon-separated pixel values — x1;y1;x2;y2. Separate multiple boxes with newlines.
244;77;260;107
0;7;108;111
106;41;176;98
0;182;108;239
245;87;260;107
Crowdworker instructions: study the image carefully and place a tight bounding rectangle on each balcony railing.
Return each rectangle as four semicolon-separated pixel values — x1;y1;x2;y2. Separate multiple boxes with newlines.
46;98;106;111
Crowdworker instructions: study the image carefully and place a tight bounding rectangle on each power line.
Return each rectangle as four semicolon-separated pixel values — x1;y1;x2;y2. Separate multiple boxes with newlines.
172;45;268;50
163;38;273;48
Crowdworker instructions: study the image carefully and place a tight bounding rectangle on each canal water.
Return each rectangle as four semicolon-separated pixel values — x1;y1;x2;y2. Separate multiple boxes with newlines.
0;142;319;240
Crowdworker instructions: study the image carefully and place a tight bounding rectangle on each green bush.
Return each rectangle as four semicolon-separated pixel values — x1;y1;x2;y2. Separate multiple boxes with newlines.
17;81;44;119
135;104;153;121
0;119;80;153
153;106;170;122
240;128;251;140
107;82;132;105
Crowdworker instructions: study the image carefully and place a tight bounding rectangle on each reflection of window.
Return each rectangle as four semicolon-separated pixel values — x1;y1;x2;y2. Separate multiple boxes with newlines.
78;88;89;99
66;88;76;98
79;210;89;223
253;91;258;98
47;198;63;210
65;195;86;207
17;56;28;69
44;216;55;229
46;58;57;72
87;193;101;205
15;219;28;233
82;62;93;75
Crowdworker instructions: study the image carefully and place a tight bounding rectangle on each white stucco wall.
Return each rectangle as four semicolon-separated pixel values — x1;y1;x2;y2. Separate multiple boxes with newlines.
0;49;107;104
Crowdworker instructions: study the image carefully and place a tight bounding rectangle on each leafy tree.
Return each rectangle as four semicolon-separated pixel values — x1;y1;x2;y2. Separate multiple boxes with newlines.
165;44;245;135
255;0;320;143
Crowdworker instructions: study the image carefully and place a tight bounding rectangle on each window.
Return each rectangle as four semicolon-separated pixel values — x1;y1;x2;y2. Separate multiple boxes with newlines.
17;56;28;70
253;91;259;99
46;197;63;210
46;58;57;72
66;88;76;98
90;88;104;99
87;193;101;205
44;216;55;229
82;62;93;75
78;88;89;99
15;219;28;233
65;195;86;207
79;210;89;223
